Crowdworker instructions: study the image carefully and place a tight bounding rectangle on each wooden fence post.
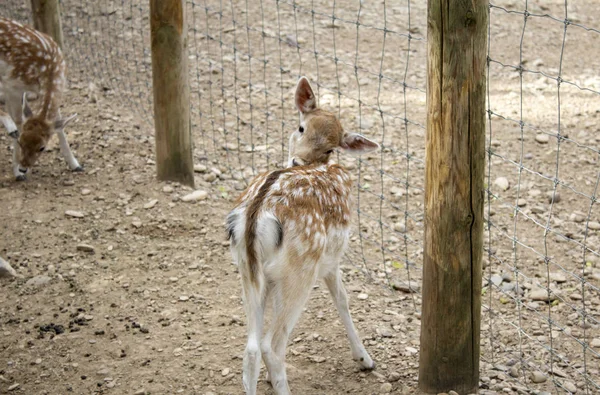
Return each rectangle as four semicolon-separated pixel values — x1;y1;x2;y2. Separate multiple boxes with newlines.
30;0;64;49
150;0;194;187
418;1;488;393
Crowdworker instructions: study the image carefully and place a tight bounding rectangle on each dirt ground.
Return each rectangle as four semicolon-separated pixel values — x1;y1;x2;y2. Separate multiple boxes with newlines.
2;0;600;394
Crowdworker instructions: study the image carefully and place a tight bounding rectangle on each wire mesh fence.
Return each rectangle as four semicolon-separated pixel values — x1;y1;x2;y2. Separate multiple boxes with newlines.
4;0;600;393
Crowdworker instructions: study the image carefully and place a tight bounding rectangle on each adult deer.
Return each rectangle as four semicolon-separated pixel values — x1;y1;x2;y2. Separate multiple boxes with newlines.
0;17;81;181
227;77;378;395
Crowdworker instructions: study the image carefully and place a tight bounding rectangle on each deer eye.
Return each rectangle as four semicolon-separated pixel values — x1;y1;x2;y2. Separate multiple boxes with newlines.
298;126;304;133
39;147;45;152
325;149;334;155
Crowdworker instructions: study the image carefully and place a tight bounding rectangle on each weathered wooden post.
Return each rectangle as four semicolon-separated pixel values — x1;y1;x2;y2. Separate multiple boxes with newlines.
419;1;488;393
30;0;64;48
150;0;194;187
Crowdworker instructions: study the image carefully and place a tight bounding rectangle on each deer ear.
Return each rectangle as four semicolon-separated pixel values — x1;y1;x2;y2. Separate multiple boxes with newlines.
340;133;380;155
22;93;33;120
54;113;77;130
295;77;317;114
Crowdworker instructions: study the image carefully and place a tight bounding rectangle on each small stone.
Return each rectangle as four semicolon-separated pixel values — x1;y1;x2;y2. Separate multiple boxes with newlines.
380;382;392;393
535;134;550;144
494;177;510;191
563;381;577;393
0;257;17;278
221;368;230;376
169;277;179;283
530;371;547;383
134;390;146;395
81;188;91;195
203;173;217;182
590;338;600;348
84;315;94;321
570;212;586;223
194;164;208;173
393;222;406;233
179;295;189;301
63;179;75;186
490;274;503;286
529;288;551;301
25;275;52;287
35;358;42;365
144;199;158;209
65;210;85;218
448;391;459;395
588;221;600;230
96;368;110;376
311;356;326;363
357;293;369;300
388;372;401;382
550;272;567;283
516;198;527;207
392;281;420;293
76;244;95;253
509;366;519;378
163;185;174;193
181;190;208;202
8;383;19;391
405;346;418;354
547;191;561;204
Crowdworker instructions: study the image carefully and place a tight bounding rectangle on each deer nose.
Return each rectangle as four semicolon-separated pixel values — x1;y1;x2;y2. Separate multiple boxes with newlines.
292;159;300;167
18;168;28;174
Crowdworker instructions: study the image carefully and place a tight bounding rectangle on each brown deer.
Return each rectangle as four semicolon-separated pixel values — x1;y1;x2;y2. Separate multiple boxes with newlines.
227;77;378;395
0;16;80;181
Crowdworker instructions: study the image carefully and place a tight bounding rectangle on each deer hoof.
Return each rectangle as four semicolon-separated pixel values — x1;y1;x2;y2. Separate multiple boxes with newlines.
15;174;27;182
72;165;84;173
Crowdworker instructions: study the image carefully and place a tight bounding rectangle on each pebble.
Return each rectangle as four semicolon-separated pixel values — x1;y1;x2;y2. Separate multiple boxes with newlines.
63;179;75;186
550;272;567;283
547;191;561;204
388;372;401;382
8;383;19;391
590;338;600;348
516;198;527;207
203;173;217;182
588;221;600;230
357;293;369;300
405;346;418;354
81;188;91;195
221;368;230;376
393;222;406;233
144;199;158;209
494;177;510;191
169;277;179;283
25;275;52;287
0;257;17;278
65;210;85;218
181;190;208;202
530;371;547;383
448;391;459;395
535;134;550;144
529;288;551;301
194;164;208;173
392;281;420;293
179;296;189;301
509;366;519;378
570;212;586;223
563;381;577;393
380;382;392;393
490;274;503;286
76;244;95;253
163;185;174;193
134;390;147;395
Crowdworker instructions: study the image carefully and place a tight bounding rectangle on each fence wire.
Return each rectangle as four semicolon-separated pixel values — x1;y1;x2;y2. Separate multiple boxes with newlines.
4;1;600;393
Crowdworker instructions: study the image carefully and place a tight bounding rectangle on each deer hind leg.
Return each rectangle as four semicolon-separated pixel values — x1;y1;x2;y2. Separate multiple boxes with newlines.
11;138;26;181
324;269;375;370
262;270;316;395
241;278;267;395
55;111;82;172
0;111;18;138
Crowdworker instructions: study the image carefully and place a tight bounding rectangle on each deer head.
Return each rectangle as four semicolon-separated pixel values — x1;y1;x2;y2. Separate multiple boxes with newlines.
16;94;75;169
288;77;379;168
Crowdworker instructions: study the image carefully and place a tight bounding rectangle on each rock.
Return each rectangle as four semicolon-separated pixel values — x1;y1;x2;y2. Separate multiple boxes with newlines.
563;381;577;393
163;185;174;193
509;366;519;378
25;275;52;287
529;288;552;301
590;338;600;348
535;134;550;144
494;177;509;191
388;372;401;382
311;356;326;363
181;190;208;202
393;222;406;233
0;257;17;278
588;221;600;230
550;272;567;283
357;293;369;300
448;391;459;395
530;371;547;383
8;383;19;391
144;199;158;209
194;164;208;173
392;281;420;293
81;188;91;195
517;199;527;207
490;274;503;287
380;382;392;393
405;346;418;354
65;210;85;218
134;390;146;395
570;212;586;223
203;173;217;182
221;368;230;376
547;191;561;204
179;296;189;301
76;244;95;253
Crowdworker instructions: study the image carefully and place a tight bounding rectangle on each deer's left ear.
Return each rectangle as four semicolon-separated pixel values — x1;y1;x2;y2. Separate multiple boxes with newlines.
21;93;33;120
54;113;77;130
339;133;380;155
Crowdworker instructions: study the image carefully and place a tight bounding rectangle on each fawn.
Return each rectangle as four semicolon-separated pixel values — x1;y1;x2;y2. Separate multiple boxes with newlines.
227;77;379;395
0;17;80;181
